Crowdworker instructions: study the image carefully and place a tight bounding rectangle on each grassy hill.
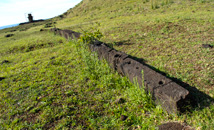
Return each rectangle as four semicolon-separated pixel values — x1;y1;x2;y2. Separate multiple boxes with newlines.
0;0;214;129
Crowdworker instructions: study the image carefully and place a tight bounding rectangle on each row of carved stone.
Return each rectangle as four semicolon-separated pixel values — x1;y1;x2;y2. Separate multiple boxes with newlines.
50;28;190;114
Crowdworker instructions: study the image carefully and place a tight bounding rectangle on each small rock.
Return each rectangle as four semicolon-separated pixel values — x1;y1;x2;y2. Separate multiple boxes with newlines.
5;34;14;38
1;60;10;64
120;115;128;121
34;61;39;64
115;98;125;104
10;29;16;32
0;77;5;81
202;44;213;49
50;56;56;60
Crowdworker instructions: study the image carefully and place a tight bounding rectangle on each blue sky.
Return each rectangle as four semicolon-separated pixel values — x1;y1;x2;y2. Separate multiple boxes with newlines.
0;0;82;26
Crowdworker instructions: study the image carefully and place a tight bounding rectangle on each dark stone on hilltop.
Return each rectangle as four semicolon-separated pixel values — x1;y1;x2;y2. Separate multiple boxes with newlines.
1;60;10;64
158;122;195;130
59;15;64;18
202;44;213;48
120;115;128;121
28;14;33;22
0;77;5;81
5;34;14;38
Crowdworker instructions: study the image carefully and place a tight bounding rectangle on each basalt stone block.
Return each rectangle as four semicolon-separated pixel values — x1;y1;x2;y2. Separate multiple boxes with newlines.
107;50;128;70
50;28;61;35
143;67;172;93
50;28;60;32
154;82;189;113
50;29;81;39
96;44;113;60
120;58;145;86
119;58;189;113
89;40;103;52
51;29;190;114
60;30;81;39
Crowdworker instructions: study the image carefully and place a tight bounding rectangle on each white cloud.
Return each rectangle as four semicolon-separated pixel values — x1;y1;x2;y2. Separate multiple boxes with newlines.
0;0;82;26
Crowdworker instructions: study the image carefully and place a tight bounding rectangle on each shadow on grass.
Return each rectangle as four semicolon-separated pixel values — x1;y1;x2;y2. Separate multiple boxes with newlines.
131;55;214;113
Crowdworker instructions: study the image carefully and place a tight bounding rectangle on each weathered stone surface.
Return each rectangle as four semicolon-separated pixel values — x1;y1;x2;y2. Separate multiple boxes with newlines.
154;82;189;113
119;58;145;86
96;43;113;60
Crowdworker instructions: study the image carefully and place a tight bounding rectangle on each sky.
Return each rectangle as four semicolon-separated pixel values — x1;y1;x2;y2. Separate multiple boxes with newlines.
0;0;82;26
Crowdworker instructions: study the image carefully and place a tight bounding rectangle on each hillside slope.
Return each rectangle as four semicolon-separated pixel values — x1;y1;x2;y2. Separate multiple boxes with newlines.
0;0;214;129
57;0;214;94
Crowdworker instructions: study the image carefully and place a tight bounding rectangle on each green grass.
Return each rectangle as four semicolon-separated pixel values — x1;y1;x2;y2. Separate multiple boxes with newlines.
0;32;164;129
0;0;214;129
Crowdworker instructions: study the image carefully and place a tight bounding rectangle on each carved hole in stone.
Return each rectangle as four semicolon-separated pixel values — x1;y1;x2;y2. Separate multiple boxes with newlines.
159;81;164;85
136;67;139;69
127;61;131;64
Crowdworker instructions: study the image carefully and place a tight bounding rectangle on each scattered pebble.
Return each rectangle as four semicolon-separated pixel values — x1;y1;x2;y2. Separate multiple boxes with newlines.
0;77;5;81
1;60;10;64
50;56;56;60
114;98;125;104
202;44;213;49
5;34;14;38
120;115;128;121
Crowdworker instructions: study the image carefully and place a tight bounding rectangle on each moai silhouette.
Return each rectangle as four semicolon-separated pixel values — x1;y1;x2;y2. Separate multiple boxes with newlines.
28;14;33;22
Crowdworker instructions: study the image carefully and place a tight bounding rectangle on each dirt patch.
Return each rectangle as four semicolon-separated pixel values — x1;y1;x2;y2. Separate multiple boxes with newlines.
156;22;186;33
158;122;194;130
